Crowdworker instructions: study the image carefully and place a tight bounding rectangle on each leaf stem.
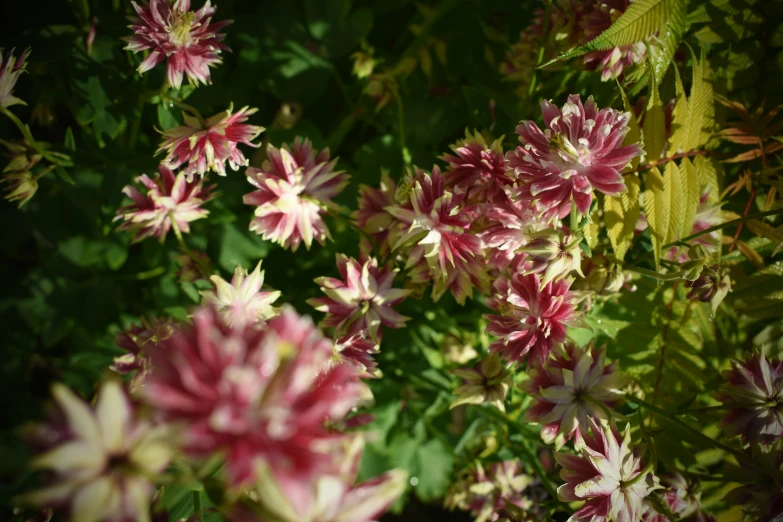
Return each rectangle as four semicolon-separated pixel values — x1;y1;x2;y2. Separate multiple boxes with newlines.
192;489;202;521
624;266;682;281
664;206;783;249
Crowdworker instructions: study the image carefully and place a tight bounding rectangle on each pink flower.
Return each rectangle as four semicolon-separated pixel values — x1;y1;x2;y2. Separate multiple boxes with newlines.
525;343;630;448
157;105;264;179
581;0;647;81
200;261;281;327
485;272;585;363
507;95;642;222
112;317;177;392
19;381;173;522
642;473;702;522
123;0;231;89
556;419;659;522
144;306;366;486
450;354;513;412
714;350;783;446
115;164;214;243
332;331;380;377
353;170;400;256
480;191;544;270
244;139;349;251
387;166;488;304
307;254;410;342
439;130;511;202
231;436;406;522
0;47;30;108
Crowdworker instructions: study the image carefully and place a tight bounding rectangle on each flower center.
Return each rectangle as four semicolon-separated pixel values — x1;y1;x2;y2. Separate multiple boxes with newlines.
170;12;196;47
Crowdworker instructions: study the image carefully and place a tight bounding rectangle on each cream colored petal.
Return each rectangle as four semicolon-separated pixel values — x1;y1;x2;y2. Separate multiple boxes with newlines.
124;476;153;522
51;384;102;448
70;477;121;522
31;441;105;477
95;381;132;453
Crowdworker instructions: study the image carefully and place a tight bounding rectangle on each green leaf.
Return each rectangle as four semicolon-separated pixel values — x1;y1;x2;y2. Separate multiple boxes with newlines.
694;155;722;202
157;103;180;131
643;65;666;163
605;175;641;260
664;161;684;244
668;66;688;155
618;80;642;171
64;126;76;152
680;158;701;239
645;167;668;267
55;165;76;185
649;0;688;80
685;47;715;151
413;439;454;502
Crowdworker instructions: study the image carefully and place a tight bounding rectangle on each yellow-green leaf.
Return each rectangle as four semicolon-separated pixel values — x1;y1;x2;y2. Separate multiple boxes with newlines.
694;155;722;202
664;161;684;244
605;175;641;260
643;66;666;162
680;157;701;238
685;47;715;151
584;206;601;249
618;80;642;171
645;167;668;267
668;66;688;155
650;0;688;80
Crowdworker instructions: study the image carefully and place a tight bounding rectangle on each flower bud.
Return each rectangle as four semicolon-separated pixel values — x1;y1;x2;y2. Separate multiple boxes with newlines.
351;50;376;79
583;256;625;295
521;228;583;287
2;170;38;207
450;353;512;412
686;264;731;312
680;245;711;281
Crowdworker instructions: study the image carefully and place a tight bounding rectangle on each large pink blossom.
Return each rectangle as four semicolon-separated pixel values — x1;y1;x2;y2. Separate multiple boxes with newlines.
123;0;231;89
525;342;629;449
115;164;214;243
714;350;783;446
144;306;367;486
244;139;349;251
506;95;642;222
0;47;30;108
485;272;585;363
307;254;410;342
387;166;488;304
439;130;511;203
556;419;660;522
581;0;647;81
157;105;264;180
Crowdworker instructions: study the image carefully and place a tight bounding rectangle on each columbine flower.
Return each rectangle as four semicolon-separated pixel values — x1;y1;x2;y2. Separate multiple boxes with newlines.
485;272;585;363
556;419;659;522
144;306;366;486
332;331;380;377
714;350;783;446
157;105;264;180
439;130;510;202
115;164;214;243
507;95;642;222
232;436;406;522
3;170;38;207
123;0;231;89
686;264;731;312
112;317;176;392
244;139;349;251
0;48;30;107
445;460;548;522
200;262;281;326
643;473;701;522
353;170;400;256
19;381;173;522
307;254;410;342
521;228;584;287
387;166;488;304
524;343;630;449
480;191;545;270
581;0;647;81
450;353;513;412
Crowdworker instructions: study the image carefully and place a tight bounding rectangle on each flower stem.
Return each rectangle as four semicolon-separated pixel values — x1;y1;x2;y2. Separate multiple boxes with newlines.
192;489;202;521
0;106;72;166
663;207;783;249
624;266;683;281
620;460;655;489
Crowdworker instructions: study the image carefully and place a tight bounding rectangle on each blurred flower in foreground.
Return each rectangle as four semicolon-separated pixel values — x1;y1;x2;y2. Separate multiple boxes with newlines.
445;460;548;522
714;350;783;446
19;381;173;522
450;354;512;412
524;342;629;449
244;139;349;251
507;95;641;222
556;419;659;522
200;262;281;327
158;105;264;180
144;306;366;486
112;316;176;392
485;271;585;363
115;164;214;243
232;436;406;522
307;254;410;342
0;47;30;108
581;0;646;81
123;0;231;89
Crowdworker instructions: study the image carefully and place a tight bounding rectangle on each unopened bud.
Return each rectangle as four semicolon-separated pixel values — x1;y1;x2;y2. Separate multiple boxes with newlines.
522;229;583;287
686;265;731;312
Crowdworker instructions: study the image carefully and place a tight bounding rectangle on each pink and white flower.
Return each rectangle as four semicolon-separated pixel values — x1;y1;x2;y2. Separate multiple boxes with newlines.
524;343;630;449
387;166;488;304
332;331;380;377
20;381;173;522
581;0;647;81
480;191;544;270
200;262;281;327
244;139;349;251
353;170;400;256
307;254;410;342
123;0;231;89
485;272;585;363
506;95;642;222
0;47;30;108
440;130;511;203
157;105;264;180
556;419;659;522
450;353;513;412
144;306;366;486
642;473;702;522
714;350;783;446
113;316;177;392
115;164;214;243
